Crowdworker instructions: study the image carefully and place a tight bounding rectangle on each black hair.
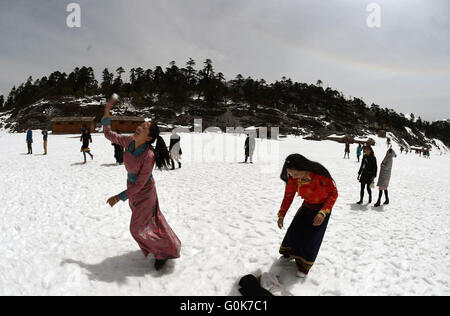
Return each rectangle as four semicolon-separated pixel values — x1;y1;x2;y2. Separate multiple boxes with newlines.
365;145;375;156
148;122;171;170
280;154;334;184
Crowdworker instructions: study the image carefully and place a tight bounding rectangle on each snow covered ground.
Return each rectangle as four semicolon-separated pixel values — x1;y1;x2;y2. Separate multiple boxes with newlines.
0;130;449;296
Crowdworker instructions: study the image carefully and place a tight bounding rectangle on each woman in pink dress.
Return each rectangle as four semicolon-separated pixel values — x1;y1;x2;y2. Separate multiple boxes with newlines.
103;95;181;270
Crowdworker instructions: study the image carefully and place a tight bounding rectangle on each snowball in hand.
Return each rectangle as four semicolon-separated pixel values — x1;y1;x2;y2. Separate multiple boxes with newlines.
112;93;119;101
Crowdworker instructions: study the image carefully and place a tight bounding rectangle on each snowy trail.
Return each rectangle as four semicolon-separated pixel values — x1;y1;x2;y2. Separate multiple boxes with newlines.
0;131;449;295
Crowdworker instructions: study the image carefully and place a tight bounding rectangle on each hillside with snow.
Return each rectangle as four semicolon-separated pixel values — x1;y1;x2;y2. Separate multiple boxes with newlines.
1;95;448;156
0;130;449;296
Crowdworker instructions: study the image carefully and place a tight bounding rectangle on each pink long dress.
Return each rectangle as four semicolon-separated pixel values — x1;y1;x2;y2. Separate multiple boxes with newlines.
102;119;181;260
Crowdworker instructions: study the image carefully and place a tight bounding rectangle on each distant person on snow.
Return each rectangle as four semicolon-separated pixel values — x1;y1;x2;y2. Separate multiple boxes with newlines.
112;129;124;165
356;143;363;162
374;148;397;207
244;132;256;163
277;154;338;278
26;128;33;154
169;129;182;170
344;141;350;159
103;94;181;271
42;128;48;155
80;128;94;164
357;145;377;204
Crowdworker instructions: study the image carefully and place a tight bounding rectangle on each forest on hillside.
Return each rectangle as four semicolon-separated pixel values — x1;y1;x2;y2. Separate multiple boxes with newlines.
1;59;448;146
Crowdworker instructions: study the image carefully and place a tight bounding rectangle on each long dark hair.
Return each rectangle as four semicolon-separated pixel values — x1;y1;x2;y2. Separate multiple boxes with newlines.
148;123;171;170
280;154;334;183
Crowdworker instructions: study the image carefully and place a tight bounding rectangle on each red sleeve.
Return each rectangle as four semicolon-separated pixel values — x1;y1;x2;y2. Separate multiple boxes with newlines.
278;177;298;218
322;177;338;214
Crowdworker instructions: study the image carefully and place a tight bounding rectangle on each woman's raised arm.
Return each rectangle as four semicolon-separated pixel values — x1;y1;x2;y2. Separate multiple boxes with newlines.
101;94;131;148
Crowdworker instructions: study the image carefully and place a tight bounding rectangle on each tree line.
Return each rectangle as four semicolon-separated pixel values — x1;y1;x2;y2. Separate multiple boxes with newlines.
0;59;448;146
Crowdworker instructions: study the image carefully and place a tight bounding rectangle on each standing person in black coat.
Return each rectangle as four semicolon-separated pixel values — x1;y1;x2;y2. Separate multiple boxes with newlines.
42;128;48;155
80;128;94;164
244;132;256;163
357;145;377;204
169;129;182;170
112;129;124;164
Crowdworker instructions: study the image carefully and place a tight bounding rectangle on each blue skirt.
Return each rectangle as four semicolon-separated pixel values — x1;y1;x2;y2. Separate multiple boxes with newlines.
280;202;330;274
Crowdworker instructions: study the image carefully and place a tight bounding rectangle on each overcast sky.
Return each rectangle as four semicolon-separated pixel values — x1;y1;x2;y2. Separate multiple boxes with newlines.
1;0;449;121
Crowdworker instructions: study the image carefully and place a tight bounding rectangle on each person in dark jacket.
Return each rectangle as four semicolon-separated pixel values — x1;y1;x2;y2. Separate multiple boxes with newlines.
112;129;124;164
26;128;33;154
357;145;377;204
244;132;256;163
42;128;48;155
169;129;182;170
80;129;93;164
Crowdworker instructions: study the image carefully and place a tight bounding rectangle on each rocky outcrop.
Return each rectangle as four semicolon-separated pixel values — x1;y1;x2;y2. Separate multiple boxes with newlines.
1;95;444;150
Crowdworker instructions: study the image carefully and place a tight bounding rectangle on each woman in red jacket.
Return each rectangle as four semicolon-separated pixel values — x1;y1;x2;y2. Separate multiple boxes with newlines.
278;154;338;278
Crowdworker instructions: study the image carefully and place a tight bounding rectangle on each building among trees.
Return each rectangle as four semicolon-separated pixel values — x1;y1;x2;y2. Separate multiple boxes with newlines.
109;116;145;133
52;117;95;134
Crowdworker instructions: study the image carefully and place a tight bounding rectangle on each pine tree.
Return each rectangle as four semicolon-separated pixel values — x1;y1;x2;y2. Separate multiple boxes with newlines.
5;86;16;110
130;68;136;85
186;58;196;84
112;67;125;94
101;68;114;95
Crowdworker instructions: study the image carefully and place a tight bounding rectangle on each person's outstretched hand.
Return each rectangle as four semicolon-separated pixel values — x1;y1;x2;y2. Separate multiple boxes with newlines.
107;195;120;207
104;93;119;118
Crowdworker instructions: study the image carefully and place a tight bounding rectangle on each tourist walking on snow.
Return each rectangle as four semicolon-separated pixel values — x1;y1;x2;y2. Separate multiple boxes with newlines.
374;148;397;207
169;129;182;170
42;128;48;155
80;128;94;164
244;133;256;163
111;129;124;165
344;141;350;159
357;145;377;204
26;128;33;154
356;143;363;162
277;154;338;277
103;94;181;271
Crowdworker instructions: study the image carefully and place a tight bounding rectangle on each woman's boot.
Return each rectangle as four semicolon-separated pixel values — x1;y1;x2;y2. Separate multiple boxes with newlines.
374;190;382;207
384;190;389;205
